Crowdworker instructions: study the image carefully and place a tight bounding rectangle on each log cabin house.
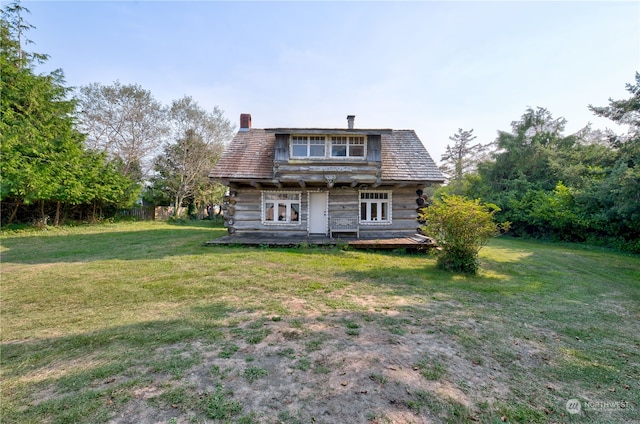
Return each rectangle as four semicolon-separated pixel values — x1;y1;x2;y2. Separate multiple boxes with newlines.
209;114;445;239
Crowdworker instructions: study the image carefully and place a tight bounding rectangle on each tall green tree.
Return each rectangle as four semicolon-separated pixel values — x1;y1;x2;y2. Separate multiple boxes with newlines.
0;2;136;225
149;97;233;216
466;108;577;223
1;2;79;223
587;73;640;247
485;107;568;192
462;86;639;250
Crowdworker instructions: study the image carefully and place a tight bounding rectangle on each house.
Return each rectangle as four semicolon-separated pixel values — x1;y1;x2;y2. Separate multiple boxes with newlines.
209;114;445;239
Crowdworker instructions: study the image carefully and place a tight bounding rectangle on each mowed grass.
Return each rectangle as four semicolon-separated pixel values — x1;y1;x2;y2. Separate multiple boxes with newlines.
1;220;639;423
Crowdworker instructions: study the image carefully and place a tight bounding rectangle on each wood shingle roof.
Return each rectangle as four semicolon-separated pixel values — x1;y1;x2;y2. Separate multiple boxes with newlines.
380;130;444;181
209;127;444;183
209;129;275;180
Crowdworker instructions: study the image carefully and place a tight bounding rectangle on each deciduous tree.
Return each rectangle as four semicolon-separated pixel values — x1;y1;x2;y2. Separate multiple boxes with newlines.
76;81;168;181
149;97;233;216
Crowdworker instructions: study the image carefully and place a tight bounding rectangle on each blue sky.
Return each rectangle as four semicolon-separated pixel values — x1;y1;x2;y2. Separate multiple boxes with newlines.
23;1;639;163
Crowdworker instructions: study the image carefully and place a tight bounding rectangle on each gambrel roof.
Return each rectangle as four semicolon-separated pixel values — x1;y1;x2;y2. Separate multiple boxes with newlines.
210;125;444;184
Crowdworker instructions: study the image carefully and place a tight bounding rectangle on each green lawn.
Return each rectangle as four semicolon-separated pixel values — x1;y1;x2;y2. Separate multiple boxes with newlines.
1;221;638;423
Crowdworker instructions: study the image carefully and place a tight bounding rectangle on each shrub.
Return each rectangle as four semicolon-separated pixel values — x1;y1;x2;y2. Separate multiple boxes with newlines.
419;195;508;273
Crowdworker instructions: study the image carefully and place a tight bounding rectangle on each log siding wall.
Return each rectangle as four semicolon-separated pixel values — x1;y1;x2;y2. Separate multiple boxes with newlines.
226;186;422;238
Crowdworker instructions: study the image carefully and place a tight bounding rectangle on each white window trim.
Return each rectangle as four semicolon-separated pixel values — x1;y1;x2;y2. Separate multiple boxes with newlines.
261;191;302;226
290;135;326;159
289;135;366;159
359;190;392;225
330;135;366;159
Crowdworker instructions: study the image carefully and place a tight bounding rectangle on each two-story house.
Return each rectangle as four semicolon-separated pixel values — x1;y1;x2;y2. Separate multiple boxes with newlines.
209;114;445;239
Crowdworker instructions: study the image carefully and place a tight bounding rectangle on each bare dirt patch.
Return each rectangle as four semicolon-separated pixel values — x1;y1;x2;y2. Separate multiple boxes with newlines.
109;307;513;424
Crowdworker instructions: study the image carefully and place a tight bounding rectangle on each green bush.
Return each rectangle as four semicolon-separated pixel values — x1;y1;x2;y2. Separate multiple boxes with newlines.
419;195;508;273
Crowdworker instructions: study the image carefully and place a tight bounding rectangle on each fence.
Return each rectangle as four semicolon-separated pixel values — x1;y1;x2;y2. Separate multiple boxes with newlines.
117;206;191;221
153;206;187;220
117;206;155;220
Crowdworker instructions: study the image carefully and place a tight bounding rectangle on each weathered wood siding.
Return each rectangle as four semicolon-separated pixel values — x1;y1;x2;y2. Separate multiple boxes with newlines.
274;134;289;162
360;187;422;238
226;185;422;238
226;188;308;236
366;135;381;162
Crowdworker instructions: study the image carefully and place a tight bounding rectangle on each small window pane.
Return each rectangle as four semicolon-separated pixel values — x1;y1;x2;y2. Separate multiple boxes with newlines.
265;203;275;221
310;144;325;156
292;144;307;156
332;145;347;156
349;144;364;156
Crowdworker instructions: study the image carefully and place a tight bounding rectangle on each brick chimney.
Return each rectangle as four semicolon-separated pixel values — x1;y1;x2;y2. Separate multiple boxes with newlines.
347;115;355;130
240;113;252;131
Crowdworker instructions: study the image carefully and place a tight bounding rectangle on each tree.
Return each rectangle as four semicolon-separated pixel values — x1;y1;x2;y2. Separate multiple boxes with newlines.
149;97;234;216
588;72;640;145
439;128;489;191
1;2;136;225
419;195;507;274
463;107;580;230
1;2;81;224
76;81;168;181
587;73;640;248
487;107;568;192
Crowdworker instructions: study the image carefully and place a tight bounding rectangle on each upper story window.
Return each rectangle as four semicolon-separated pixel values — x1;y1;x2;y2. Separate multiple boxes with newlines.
331;136;365;158
292;136;325;158
290;135;366;159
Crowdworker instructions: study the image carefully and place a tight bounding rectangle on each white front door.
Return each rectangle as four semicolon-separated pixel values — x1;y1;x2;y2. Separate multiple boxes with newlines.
308;192;328;235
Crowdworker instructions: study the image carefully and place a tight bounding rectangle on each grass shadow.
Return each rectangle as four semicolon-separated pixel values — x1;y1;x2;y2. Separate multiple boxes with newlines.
1;225;228;264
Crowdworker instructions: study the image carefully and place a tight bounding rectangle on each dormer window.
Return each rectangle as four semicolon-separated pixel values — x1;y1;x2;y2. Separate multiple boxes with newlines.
292;136;325;158
331;136;365;158
290;135;366;159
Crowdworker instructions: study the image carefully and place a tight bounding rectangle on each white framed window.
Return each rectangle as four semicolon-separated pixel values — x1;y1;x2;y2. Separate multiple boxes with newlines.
262;191;301;225
290;135;366;159
331;136;365;158
291;135;326;158
360;191;392;224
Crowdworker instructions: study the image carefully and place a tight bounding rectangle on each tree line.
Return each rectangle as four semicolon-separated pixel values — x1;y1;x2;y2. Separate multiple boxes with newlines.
438;76;640;253
1;3;234;226
2;2;638;254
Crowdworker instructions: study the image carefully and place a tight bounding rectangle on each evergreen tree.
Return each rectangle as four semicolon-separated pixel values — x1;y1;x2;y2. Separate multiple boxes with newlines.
0;2;135;224
439;128;490;194
588;73;640;247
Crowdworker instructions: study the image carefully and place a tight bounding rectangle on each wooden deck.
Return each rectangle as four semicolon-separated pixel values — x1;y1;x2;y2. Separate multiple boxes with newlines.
205;233;438;251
